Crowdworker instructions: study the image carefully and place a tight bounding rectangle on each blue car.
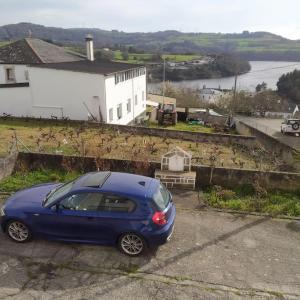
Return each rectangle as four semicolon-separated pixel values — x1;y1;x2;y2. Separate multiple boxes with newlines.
0;172;175;256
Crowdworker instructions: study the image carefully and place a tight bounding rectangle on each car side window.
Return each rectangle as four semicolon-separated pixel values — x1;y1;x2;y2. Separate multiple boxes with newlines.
60;193;103;211
99;194;136;213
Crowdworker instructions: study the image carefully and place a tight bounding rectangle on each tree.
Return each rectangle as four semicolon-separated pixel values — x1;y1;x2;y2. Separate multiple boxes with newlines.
121;50;129;61
217;90;289;116
256;82;267;93
94;49;114;61
277;69;300;105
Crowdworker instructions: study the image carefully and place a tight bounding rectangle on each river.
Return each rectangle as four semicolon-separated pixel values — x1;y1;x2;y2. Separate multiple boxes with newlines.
149;61;300;92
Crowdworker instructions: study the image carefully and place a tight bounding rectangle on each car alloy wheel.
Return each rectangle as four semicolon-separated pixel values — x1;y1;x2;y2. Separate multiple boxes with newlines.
119;233;145;256
7;221;31;243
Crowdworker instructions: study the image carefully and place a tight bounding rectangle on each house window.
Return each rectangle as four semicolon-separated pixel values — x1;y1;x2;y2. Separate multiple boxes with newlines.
142;91;145;101
5;67;15;83
117;104;122;119
109;108;114;122
135;95;138;106
127;99;131;113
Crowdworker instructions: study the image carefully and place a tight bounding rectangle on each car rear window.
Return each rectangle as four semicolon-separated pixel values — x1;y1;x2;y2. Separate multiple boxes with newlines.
152;183;170;211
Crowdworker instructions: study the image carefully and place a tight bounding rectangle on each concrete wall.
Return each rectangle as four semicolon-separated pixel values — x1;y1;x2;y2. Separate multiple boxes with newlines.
15;152;300;192
0;153;18;180
0;86;31;116
0;64;29;84
105;72;146;125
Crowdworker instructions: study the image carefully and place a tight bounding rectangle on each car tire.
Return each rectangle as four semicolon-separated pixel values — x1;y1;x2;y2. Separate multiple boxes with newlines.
118;233;147;257
6;220;32;243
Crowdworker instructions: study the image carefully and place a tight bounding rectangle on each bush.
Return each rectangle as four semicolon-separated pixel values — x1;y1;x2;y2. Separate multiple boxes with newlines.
234;184;256;197
216;189;236;201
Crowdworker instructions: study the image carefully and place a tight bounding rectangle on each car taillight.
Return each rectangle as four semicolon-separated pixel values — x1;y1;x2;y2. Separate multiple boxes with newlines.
152;211;167;225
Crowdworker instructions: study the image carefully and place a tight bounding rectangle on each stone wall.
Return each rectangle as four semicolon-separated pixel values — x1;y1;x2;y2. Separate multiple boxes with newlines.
15;152;300;192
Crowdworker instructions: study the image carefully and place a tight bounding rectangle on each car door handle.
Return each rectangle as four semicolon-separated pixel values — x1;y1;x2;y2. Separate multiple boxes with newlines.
86;217;95;220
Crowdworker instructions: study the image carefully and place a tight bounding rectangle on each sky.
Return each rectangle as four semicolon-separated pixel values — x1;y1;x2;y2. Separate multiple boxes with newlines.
1;0;300;39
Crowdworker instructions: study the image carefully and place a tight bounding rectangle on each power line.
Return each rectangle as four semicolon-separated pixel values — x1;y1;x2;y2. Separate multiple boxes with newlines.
243;63;300;75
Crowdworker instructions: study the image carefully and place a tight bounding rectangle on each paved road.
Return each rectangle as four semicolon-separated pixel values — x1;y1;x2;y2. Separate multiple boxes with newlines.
237;117;300;151
0;191;300;299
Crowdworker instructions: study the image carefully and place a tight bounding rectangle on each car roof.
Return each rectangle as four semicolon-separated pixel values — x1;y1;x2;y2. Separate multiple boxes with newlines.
73;172;111;188
73;172;157;199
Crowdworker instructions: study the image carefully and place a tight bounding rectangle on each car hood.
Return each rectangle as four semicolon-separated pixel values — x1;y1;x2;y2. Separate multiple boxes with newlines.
4;183;61;210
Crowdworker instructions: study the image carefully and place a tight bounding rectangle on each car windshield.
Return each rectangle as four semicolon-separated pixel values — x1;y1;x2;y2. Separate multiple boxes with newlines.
152;183;170;211
44;180;76;207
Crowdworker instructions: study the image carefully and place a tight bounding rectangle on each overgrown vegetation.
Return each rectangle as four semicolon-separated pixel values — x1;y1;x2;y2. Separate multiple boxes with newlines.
0;118;280;170
217;89;290;115
204;185;300;217
0;169;80;193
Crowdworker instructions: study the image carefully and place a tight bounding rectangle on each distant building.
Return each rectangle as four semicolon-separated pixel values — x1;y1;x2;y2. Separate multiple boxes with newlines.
199;87;224;104
0;36;146;124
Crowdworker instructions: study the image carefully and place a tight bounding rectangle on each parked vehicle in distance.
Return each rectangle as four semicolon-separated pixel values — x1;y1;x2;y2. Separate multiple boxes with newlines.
281;118;300;136
0;172;176;256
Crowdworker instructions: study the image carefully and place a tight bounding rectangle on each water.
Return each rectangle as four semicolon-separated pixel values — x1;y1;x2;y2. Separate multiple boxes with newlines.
149;61;300;92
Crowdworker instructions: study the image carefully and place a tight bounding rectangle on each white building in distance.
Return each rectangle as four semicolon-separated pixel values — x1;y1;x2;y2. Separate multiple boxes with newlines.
0;36;146;124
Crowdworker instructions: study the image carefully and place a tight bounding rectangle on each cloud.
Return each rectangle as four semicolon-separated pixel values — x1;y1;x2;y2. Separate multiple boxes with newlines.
0;0;299;39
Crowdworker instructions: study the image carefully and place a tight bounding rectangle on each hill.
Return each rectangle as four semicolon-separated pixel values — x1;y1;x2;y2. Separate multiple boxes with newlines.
1;23;300;61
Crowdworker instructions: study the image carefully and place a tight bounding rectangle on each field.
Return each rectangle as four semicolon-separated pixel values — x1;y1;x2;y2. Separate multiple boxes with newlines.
113;50;200;64
149;122;214;133
0;118;279;170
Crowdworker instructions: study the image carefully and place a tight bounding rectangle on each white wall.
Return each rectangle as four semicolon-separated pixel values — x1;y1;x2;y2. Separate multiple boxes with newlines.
0;87;31;116
28;67;107;121
0;64;29;84
105;71;146;125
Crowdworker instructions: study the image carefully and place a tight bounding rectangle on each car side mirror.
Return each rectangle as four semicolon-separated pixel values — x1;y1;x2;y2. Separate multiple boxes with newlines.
50;204;59;213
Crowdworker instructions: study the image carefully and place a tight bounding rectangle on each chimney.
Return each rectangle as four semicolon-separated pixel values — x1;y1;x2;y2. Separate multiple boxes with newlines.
85;34;94;61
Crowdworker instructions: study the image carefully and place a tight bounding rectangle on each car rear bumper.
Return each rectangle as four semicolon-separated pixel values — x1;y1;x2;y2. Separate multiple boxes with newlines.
145;205;176;246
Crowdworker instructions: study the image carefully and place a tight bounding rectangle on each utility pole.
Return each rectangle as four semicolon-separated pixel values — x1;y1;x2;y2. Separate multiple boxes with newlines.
233;73;238;102
162;57;166;106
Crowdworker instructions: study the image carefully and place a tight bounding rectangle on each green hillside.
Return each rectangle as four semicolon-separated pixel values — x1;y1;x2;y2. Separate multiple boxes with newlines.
1;23;300;60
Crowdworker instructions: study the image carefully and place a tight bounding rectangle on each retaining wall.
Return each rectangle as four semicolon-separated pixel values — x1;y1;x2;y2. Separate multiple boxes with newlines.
236;121;300;168
15;152;300;192
0;153;18;180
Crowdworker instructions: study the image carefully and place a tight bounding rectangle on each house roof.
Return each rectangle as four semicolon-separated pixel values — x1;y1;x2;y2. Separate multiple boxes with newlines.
163;146;192;158
0;38;84;64
29;60;145;75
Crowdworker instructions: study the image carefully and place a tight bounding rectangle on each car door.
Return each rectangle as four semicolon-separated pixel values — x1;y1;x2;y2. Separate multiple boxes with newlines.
93;193;144;244
32;191;106;242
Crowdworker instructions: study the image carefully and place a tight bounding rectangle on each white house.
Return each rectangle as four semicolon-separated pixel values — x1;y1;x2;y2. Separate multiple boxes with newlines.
198;87;224;104
0;36;147;124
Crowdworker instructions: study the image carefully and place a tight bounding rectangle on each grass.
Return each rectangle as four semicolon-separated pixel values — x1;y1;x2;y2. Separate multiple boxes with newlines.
204;185;300;217
0;118;278;170
0;169;81;193
149;121;214;133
